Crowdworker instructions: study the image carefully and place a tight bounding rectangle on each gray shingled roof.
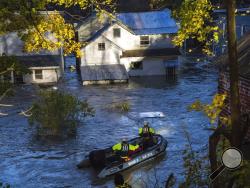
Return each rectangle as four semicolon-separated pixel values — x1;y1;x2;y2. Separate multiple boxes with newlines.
16;55;61;68
81;64;128;81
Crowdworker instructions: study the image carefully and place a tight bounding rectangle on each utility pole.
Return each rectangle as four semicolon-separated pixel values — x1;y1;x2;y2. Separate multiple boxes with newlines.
226;0;241;147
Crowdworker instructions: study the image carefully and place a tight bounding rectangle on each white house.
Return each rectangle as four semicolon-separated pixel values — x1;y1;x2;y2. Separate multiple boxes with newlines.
77;8;180;85
0;32;64;84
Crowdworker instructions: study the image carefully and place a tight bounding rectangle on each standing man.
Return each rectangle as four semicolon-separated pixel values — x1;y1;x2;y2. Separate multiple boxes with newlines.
139;121;156;149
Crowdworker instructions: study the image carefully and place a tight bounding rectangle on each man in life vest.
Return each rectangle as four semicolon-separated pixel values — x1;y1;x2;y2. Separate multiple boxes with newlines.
112;139;140;162
139;121;156;149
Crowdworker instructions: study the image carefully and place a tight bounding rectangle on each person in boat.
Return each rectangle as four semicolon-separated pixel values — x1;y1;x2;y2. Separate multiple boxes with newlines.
114;173;132;188
139;121;156;149
139;121;155;137
112;139;140;161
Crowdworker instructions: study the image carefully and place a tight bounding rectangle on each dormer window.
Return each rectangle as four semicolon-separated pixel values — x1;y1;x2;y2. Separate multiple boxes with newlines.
140;36;150;47
98;43;105;51
113;28;121;38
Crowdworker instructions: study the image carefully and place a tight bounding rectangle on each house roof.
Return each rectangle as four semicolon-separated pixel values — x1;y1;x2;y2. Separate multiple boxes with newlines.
16;55;61;68
77;9;178;43
216;32;250;78
121;48;181;58
81;64;128;81
116;9;178;35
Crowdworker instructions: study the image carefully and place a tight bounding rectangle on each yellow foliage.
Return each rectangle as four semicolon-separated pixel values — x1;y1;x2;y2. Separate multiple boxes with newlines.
189;93;229;125
173;0;220;55
23;12;82;57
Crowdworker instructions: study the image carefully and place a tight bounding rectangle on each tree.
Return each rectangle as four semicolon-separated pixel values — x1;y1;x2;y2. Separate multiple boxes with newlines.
0;55;30;106
29;90;94;138
174;0;242;186
0;0;115;102
172;0;220;55
226;0;241;147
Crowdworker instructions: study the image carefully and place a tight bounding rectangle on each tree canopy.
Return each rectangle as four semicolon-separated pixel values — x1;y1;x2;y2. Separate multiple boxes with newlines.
172;0;220;55
0;0;115;57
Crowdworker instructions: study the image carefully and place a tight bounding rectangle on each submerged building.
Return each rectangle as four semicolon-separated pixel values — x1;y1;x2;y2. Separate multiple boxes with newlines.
77;9;180;85
0;32;64;85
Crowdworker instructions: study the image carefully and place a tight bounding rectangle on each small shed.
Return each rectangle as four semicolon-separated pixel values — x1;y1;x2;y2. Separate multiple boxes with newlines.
7;55;62;84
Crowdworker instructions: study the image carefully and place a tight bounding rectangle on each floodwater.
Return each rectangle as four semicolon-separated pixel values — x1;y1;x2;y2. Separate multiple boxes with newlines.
0;57;217;188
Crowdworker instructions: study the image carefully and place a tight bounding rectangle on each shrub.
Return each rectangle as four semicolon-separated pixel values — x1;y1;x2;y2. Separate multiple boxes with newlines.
29;90;94;138
109;101;131;113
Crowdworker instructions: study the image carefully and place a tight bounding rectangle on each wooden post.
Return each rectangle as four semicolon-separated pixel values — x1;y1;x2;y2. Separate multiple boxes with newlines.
227;0;241;147
10;70;14;83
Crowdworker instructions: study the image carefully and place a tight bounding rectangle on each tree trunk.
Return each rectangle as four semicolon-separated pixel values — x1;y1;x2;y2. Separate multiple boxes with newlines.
226;0;241;147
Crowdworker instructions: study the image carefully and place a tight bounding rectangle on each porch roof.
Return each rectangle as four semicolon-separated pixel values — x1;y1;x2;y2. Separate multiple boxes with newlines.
81;64;128;81
120;48;181;58
16;55;61;68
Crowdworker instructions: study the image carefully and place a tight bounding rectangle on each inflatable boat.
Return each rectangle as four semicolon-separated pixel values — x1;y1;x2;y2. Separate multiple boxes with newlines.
77;134;168;178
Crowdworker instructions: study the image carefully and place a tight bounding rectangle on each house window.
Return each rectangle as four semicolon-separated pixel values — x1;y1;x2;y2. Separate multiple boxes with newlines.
140;36;150;47
130;61;143;70
34;70;43;80
98;43;105;51
113;28;121;38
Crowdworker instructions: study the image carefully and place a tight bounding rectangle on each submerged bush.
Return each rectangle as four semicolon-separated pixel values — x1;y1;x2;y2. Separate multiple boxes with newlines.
109;101;131;113
179;127;209;187
29;90;94;138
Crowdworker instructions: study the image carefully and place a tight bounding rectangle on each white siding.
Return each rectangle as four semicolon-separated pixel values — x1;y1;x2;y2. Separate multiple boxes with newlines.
80;36;122;66
121;57;166;76
79;21;179;77
101;24;174;50
23;68;60;84
80;24;176;67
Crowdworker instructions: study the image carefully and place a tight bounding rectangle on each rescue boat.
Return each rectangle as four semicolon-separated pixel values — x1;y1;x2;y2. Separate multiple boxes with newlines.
77;134;167;178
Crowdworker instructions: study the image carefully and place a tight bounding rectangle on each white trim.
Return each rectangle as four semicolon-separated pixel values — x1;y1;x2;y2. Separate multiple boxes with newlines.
29;66;60;70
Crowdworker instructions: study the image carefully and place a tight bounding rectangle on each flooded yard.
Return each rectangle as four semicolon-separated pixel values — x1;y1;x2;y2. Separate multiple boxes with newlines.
0;57;218;187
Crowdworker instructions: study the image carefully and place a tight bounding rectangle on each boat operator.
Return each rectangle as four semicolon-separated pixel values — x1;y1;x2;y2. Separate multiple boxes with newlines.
139;121;156;149
112;139;140;162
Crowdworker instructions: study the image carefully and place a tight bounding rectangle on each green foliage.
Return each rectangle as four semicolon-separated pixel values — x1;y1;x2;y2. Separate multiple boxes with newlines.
0;55;30;75
0;56;30;97
179;127;209;187
149;0;182;9
29;90;94;138
173;0;220;55
109;101;131;113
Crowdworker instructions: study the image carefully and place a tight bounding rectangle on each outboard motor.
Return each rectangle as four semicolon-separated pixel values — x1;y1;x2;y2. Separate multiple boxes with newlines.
89;149;106;168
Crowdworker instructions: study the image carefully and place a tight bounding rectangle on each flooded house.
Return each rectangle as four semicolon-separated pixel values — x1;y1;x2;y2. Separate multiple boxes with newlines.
0;27;64;85
217;32;250;142
76;9;180;85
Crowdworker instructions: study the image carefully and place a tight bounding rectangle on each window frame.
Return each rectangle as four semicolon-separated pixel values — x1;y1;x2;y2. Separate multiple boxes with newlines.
98;43;106;51
113;28;121;38
140;36;150;47
34;69;43;80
